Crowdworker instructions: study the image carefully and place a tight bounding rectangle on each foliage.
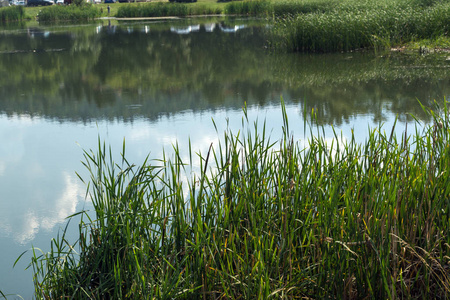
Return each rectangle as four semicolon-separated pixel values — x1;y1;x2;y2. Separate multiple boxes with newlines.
115;2;223;17
25;100;450;298
72;0;86;7
37;4;101;21
169;0;197;3
270;0;450;52
222;0;449;52
224;0;271;15
116;2;188;17
0;5;24;22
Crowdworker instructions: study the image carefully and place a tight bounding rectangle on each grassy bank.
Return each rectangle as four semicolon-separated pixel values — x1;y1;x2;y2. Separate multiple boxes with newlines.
26;100;450;299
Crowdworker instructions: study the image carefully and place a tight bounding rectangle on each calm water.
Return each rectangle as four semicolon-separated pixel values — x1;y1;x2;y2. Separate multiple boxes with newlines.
0;18;449;298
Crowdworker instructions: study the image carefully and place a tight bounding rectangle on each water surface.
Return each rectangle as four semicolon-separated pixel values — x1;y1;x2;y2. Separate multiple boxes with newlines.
0;18;449;298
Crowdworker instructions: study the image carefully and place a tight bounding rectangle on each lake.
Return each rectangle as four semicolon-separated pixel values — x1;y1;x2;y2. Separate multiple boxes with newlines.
0;17;449;299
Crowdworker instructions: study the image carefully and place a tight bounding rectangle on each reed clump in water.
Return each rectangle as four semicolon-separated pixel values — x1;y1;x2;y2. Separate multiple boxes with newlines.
0;6;24;22
28;101;450;299
115;2;221;18
255;0;449;52
37;5;101;22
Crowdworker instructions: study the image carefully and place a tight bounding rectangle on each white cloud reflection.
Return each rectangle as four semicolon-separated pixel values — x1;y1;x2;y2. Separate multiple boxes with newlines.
0;172;84;245
0;116;86;244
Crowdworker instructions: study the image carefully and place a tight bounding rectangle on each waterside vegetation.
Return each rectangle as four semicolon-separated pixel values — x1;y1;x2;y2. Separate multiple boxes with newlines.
38;4;101;21
3;0;448;52
115;2;221;18
26;100;450;299
0;5;24;22
270;0;449;52
115;0;450;52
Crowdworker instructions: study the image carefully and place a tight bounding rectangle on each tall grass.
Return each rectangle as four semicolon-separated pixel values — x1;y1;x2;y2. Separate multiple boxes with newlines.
25;100;450;298
116;2;222;18
38;5;101;22
223;0;341;16
223;0;271;15
0;5;24;22
270;0;450;52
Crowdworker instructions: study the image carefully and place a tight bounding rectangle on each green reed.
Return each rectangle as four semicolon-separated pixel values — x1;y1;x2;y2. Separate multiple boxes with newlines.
25;99;450;298
270;0;449;52
223;0;271;15
116;2;187;18
0;5;24;22
115;2;221;18
37;5;101;22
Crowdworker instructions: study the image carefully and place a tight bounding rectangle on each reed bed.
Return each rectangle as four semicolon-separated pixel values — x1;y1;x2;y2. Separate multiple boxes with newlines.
223;0;271;15
26;100;450;299
270;0;449;52
224;0;341;16
115;2;221;18
37;5;101;22
0;5;24;22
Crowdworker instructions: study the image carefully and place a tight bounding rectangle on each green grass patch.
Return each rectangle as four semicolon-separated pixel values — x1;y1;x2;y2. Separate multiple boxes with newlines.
116;2;188;17
0;5;24;22
115;1;222;17
37;4;101;22
270;0;450;52
404;36;450;51
23;99;450;298
223;0;271;15
108;0;449;52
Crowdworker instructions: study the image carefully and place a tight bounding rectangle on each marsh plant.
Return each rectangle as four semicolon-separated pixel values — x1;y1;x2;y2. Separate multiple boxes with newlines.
25;100;450;299
221;0;449;52
115;2;221;18
270;0;449;52
38;5;101;22
0;5;24;22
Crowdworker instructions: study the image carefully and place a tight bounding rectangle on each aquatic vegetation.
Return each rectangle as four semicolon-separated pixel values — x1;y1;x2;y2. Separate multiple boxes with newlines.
223;0;271;15
270;0;450;52
0;6;24;22
116;2;188;18
25;100;450;298
37;5;101;22
115;2;221;18
104;0;449;52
